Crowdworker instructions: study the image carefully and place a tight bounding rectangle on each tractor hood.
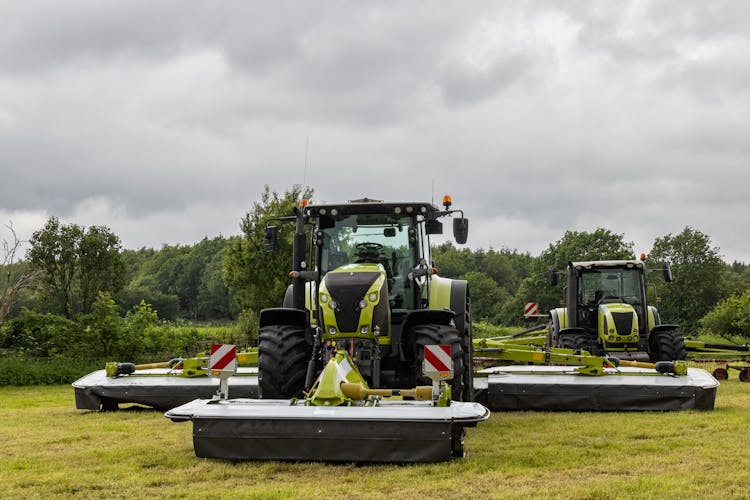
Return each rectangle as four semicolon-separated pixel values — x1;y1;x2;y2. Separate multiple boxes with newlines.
319;263;390;340
598;302;640;345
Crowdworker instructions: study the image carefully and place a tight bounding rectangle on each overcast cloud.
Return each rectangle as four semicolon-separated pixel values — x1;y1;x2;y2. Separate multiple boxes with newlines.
1;1;749;262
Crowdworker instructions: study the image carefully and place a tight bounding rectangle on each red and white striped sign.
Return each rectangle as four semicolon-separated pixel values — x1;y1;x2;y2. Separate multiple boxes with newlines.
423;344;453;380
524;302;539;317
209;344;237;373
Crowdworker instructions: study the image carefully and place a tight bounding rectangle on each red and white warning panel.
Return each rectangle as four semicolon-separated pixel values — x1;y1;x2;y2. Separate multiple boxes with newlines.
209;344;237;374
423;344;454;380
524;302;539;317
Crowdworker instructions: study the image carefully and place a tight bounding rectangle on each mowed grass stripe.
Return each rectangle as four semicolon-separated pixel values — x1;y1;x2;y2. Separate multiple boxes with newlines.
0;381;748;499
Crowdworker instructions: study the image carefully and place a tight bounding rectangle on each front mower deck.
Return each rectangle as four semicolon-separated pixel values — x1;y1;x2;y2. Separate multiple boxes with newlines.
165;398;489;462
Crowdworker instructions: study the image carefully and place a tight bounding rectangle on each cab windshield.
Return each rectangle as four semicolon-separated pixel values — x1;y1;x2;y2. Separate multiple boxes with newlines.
578;268;643;307
319;214;415;308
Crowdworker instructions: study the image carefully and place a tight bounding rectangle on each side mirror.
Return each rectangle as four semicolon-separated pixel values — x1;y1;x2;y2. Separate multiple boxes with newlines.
319;214;335;230
662;264;673;283
453;218;469;244
264;226;279;251
549;268;558;286
426;219;443;235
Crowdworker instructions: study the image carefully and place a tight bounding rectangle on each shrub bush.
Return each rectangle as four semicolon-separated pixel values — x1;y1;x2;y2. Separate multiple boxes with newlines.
699;291;750;342
1;309;78;357
0;353;103;385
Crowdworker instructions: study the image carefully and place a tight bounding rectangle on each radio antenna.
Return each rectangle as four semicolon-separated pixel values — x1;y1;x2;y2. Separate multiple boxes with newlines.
303;134;309;190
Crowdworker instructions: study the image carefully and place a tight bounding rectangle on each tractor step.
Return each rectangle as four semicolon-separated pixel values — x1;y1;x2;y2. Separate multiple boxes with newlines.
473;365;719;411
165;398;489;462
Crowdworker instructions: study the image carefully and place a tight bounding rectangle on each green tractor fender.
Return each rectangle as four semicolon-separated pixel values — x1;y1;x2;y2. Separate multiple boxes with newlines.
259;307;307;329
548;307;569;345
648;323;682;349
428;275;470;335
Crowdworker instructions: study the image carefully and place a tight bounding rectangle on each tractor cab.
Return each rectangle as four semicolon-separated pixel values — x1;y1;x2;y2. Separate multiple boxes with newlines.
572;261;648;338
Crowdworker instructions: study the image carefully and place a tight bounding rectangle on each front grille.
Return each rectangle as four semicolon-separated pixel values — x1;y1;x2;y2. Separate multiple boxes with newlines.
325;271;380;333
611;312;634;335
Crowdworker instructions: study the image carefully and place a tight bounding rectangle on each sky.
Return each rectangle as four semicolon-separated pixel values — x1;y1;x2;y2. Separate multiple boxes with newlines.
1;1;749;262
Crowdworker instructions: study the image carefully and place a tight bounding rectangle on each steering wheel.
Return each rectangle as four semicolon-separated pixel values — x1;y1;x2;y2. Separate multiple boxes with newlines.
598;294;622;304
355;242;384;262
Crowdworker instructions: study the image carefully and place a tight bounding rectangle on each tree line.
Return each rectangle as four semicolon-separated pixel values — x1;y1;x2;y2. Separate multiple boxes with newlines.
3;185;750;360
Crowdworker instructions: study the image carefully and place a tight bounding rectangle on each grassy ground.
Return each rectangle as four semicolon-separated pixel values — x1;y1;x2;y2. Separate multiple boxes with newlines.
1;381;748;499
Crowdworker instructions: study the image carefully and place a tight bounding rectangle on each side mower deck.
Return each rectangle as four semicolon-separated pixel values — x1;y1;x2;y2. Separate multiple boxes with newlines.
73;365;718;412
473;366;718;411
72;368;258;410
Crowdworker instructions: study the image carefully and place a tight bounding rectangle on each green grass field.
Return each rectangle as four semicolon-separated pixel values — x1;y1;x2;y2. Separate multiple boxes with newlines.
1;381;749;499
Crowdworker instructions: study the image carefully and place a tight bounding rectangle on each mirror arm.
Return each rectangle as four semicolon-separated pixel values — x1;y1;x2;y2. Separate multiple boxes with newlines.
432;209;465;219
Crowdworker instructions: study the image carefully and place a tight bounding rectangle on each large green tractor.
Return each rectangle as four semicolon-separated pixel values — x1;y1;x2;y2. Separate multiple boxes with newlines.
547;260;687;362
259;197;474;401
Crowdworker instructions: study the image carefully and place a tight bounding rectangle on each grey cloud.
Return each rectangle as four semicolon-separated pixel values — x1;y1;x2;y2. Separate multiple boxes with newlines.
1;1;749;262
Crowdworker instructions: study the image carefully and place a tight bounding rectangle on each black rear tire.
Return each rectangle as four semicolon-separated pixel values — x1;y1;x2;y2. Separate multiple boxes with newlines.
649;330;687;362
558;332;602;356
461;297;474;402
414;323;466;401
258;324;311;399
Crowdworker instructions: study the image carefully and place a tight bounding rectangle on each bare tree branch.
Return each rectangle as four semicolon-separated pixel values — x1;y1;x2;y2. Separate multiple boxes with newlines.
1;222;40;327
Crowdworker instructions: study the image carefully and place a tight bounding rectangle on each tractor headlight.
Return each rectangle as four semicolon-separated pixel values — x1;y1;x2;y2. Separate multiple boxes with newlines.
359;299;367;309
328;327;337;335
360;326;369;334
328;300;337;310
608;335;615;341
368;292;377;302
321;294;328;303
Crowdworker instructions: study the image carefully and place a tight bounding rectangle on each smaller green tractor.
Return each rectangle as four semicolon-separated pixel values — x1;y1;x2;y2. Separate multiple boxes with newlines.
547;260;686;362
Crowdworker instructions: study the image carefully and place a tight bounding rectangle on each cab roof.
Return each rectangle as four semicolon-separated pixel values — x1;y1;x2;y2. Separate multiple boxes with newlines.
302;200;440;218
570;260;645;269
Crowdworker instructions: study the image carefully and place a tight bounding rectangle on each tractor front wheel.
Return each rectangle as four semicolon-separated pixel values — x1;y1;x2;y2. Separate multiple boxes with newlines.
258;324;311;399
649;330;687;362
558;332;602;356
414;323;466;401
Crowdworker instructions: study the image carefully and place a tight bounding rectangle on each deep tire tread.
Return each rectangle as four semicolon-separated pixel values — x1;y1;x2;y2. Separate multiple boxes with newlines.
258;324;310;398
650;330;687;362
558;332;603;356
414;323;466;401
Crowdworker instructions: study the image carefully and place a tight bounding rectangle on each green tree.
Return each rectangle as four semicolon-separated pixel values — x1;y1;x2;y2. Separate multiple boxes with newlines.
649;226;727;333
80;292;124;358
26;217;125;318
460;271;509;323
223;185;314;314
515;228;635;322
121;237;235;321
432;243;475;278
700;291;750;342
